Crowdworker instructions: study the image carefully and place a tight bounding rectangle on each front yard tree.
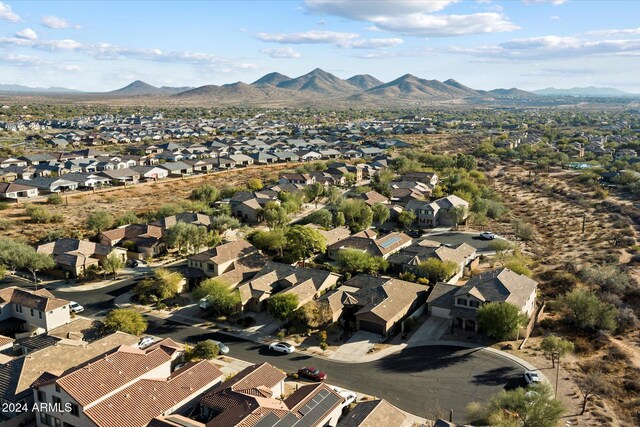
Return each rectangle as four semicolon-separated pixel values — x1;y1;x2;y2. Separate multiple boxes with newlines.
190;340;220;360
104;308;147;336
450;205;468;230
339;199;373;232
336;249;388;275
260;205;289;229
477;302;527;341
306;209;333;228
193;278;241;316
371;203;390;225
87;209;114;235
250;229;287;258
103;253;124;280
398;210;416;230
305;183;325;208
325;186;342;206
268;293;299;321
467;383;564;427
417;258;458;284
22;250;55;286
165;222;220;255
285;225;326;266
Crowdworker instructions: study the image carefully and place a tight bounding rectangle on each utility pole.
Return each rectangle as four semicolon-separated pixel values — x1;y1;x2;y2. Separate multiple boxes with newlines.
582;213;586;234
552;350;560;399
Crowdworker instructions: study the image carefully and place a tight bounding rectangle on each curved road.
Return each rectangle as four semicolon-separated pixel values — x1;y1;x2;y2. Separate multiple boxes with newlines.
146;318;524;423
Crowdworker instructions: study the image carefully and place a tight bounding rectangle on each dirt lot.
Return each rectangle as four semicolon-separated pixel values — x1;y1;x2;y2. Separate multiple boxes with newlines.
1;163;298;243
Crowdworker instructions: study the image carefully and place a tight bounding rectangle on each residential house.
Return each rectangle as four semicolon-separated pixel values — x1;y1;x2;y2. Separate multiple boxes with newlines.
406;195;469;228
388;242;478;283
279;173;315;186
14;177;78;193
238;261;341;313
427;268;538;332
132;165;169;181
187;240;268;286
321;275;427;336
306;225;352;246
228;153;254;167
0;182;39;200
401;171;439;187
358;190;389;206
37;238;127;278
337;399;411;427
0;332;139;422
200;363;342;427
0;287;71;335
99;168;140;185
0;157;27;169
230;191;279;224
33;341;224;427
160;161;193;177
327;231;412;260
99;224;165;260
62;173;111;189
152;212;216;231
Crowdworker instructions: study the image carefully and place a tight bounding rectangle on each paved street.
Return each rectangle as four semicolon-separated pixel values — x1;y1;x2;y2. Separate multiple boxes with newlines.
145;316;524;423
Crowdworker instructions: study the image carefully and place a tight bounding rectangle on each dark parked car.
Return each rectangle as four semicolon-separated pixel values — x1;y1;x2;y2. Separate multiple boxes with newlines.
297;367;327;382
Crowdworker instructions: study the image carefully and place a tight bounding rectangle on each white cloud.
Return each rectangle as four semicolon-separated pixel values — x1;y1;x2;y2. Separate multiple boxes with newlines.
305;0;458;20
550;15;561;20
0;2;20;22
337;37;404;49
15;28;37;40
372;13;518;37
1;53;84;72
260;47;301;58
41;15;81;29
522;0;567;4
587;27;640;37
255;30;359;44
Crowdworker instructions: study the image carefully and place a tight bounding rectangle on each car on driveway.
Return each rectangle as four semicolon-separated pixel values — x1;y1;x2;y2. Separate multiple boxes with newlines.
69;301;84;313
268;342;295;354
524;370;542;386
138;336;156;349
332;387;357;406
297;367;327;382
211;340;230;355
480;231;496;240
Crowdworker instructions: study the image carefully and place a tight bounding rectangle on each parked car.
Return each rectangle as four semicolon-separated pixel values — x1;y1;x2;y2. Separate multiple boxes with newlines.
407;230;422;238
332;387;357;407
211;340;230;355
127;259;148;268
268;342;295;354
69;301;84;313
524;370;542;386
297;367;327;382
174;363;187;371
480;231;496;240
138;336;156;349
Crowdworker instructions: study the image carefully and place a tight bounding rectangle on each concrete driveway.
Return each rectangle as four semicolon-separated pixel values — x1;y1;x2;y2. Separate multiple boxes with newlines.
408;316;450;346
330;331;381;362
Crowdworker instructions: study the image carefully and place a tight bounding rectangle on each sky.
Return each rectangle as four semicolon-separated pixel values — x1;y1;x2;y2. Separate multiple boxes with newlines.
0;0;639;92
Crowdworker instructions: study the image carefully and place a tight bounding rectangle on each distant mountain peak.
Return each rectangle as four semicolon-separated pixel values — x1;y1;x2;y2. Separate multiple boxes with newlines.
252;72;292;86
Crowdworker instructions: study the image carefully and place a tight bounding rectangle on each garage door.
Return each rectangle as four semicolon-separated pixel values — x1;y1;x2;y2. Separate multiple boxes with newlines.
430;306;451;318
358;320;385;335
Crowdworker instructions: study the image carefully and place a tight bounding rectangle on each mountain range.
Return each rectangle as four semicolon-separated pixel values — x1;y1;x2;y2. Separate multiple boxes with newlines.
533;86;638;97
1;69;636;106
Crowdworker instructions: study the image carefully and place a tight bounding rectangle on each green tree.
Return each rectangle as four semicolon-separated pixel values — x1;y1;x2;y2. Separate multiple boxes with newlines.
250;229;287;258
285;225;326;266
22;250;55;285
190;184;220;203
398;210;416;230
260;205;289;229
268;293;299;321
540;335;574;368
210;214;241;232
103;253;124;280
371;203;390;225
114;211;139;227
104;308;147;336
333;211;345;227
417;258;458;284
87;209;114;234
467;383;564;427
336;249;388;275
505;259;532;277
339;199;373;232
450;205;468;230
190;340;220;360
305;183;325;208
193;278;241;316
325;186;342;206
165;222;220;255
561;289;617;332
489;240;514;267
476;302;528;341
133;268;183;303
306;209;333;228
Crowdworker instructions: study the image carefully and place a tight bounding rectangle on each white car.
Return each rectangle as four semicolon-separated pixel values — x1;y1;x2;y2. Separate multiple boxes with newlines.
138;336;156;349
524;370;542;386
211;340;230;355
332;387;357;407
268;342;295;354
480;231;496;240
69;302;84;313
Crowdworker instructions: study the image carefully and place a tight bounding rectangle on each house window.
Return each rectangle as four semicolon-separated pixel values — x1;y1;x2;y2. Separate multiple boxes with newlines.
39;311;43;319
37;390;46;402
469;300;480;308
15;304;23;313
69;403;79;417
52;396;61;409
30;308;34;317
55;384;61;393
456;298;467;306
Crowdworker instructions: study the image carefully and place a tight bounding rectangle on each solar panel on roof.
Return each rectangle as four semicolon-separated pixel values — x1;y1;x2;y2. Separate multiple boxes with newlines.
379;236;402;249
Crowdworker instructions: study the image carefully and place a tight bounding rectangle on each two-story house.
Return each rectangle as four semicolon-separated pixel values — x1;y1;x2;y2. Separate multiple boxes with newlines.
0;287;71;335
406;195;469;228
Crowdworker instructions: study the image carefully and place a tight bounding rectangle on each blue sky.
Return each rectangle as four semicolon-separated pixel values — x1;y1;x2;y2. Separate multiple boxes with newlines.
0;0;639;92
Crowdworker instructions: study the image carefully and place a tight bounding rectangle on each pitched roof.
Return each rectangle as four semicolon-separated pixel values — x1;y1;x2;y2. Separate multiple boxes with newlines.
337;399;407;427
328;232;411;257
189;240;257;264
54;345;173;406
454;268;537;309
0;287;69;311
84;361;223;427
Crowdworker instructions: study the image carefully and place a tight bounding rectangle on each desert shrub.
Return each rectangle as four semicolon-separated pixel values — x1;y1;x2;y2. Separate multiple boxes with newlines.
47;193;63;205
0;219;11;230
0;202;10;210
616;307;639;333
580;265;631;296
